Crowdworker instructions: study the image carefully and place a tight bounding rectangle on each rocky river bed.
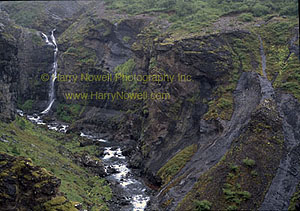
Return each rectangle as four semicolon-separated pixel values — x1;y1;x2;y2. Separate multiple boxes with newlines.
17;109;151;211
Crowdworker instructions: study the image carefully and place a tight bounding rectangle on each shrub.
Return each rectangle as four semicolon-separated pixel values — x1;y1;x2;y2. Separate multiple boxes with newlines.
56;104;81;123
229;164;239;172
251;170;258;177
122;36;131;43
194;199;212;211
227;205;238;211
21;100;34;111
251;4;270;17
279;4;298;16
237;191;251;200
242;157;255;167
238;13;254;22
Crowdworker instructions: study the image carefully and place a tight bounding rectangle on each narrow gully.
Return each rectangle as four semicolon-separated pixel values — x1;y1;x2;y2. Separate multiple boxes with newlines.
258;34;300;210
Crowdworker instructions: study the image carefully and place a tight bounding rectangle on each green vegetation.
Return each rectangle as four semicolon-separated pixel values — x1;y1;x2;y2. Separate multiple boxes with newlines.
31;32;43;46
39;196;78;211
104;0;297;34
176;102;284;210
242;157;256;167
0;152;79;210
64;46;98;67
59;17;113;73
158;144;197;185
56;103;83;123
114;59;137;90
289;182;300;210
1;2;45;28
223;183;251;208
194;199;212;211
204;30;266;120
238;13;254;22
114;58;136;75
0;117;111;210
256;18;300;101
123;36;131;43
18;99;34;112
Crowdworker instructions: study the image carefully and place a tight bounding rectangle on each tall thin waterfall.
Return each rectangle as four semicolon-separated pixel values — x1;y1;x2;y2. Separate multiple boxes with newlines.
41;29;58;114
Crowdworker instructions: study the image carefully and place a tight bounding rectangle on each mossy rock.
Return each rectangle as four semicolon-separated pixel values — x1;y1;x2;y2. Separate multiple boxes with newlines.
0;152;77;210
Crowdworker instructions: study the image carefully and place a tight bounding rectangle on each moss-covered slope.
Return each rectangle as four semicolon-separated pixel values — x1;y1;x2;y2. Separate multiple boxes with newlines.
0;117;111;210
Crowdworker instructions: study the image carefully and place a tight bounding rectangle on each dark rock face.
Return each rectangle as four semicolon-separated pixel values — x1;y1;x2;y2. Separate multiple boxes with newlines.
73;152;107;177
139;32;246;180
0;153;60;210
56;17;149;111
260;92;300;210
0;11;19;121
0;2;86;113
17;29;54;111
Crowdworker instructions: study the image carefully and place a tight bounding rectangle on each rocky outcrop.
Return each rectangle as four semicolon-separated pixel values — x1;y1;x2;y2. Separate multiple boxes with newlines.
56;16;149;111
0;152;77;211
73;151;107;177
0;10;18;121
16;28;54;112
138;30;253;180
260;92;300;210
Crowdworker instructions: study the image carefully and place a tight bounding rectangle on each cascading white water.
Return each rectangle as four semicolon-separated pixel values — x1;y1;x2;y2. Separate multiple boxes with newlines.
41;29;58;114
80;132;150;210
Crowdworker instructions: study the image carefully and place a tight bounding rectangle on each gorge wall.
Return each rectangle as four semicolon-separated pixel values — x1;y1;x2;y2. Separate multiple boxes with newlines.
0;1;299;210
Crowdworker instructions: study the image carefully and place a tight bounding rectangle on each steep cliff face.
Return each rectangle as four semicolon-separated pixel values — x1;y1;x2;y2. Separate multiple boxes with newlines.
136;19;300;210
57;16;148;109
0;10;19;121
0;1;86;113
17;29;54;112
135;30;259;183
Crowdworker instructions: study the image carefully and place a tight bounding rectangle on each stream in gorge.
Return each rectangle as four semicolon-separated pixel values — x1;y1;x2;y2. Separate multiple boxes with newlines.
17;110;150;210
15;30;150;211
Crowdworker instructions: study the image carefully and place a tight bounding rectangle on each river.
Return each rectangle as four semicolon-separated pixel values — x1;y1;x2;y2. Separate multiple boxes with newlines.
16;109;150;211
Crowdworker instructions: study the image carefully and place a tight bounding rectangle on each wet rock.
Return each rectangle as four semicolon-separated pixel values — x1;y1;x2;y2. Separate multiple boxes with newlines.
111;146;119;151
106;166;119;174
0;136;9;143
73;152;107;177
129;152;143;169
79;138;94;147
122;145;135;156
108;181;132;211
97;148;105;157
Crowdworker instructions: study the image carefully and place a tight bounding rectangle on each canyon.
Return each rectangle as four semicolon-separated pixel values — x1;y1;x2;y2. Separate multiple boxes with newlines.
0;1;299;210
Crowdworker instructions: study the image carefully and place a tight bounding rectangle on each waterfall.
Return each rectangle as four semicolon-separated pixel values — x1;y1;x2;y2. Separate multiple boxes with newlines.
41;29;58;114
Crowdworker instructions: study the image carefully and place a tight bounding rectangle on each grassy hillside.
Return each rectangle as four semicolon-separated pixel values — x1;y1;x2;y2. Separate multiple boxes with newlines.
104;0;298;33
0;117;111;210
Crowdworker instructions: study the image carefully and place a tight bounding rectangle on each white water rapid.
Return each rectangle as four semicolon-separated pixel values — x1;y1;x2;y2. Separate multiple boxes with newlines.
41;29;58;114
80;132;150;211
